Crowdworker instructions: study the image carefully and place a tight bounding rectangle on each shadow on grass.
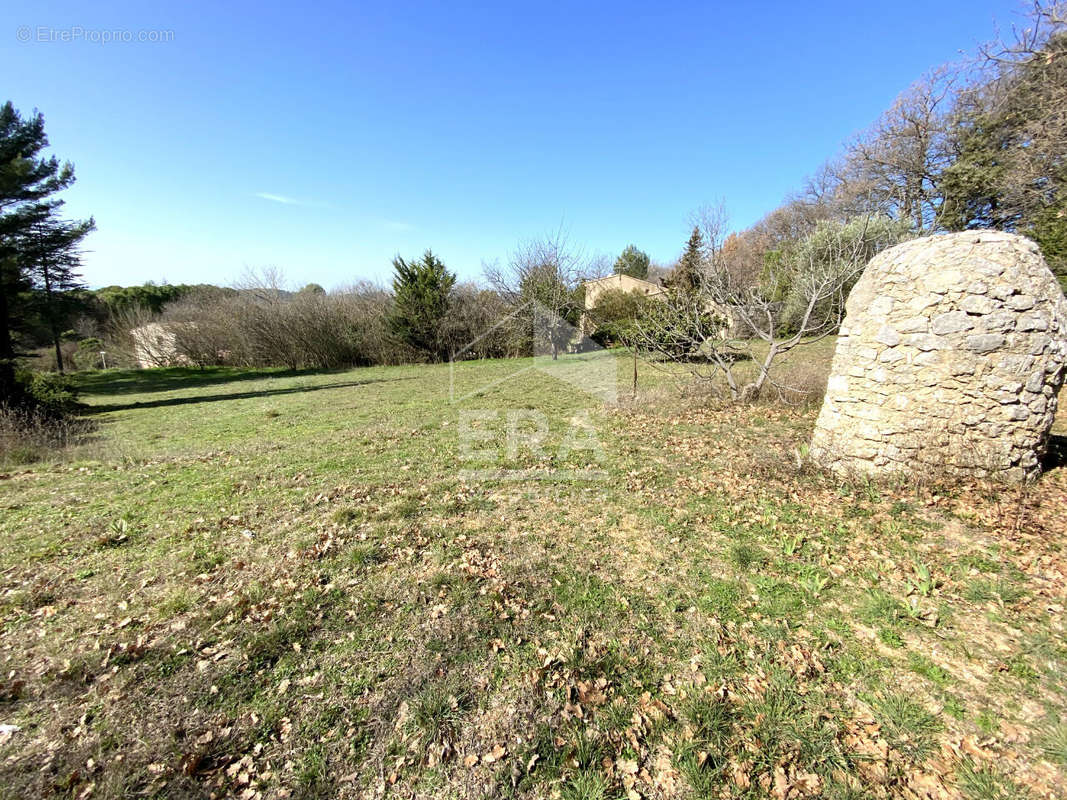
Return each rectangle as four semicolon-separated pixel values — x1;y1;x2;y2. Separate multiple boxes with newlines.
72;366;329;397
1042;434;1067;473
85;377;411;414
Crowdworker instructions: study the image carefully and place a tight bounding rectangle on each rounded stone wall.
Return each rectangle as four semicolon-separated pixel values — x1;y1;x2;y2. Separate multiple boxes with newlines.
810;231;1067;482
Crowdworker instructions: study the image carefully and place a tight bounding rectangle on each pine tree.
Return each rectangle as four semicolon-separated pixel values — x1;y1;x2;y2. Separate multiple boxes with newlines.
21;215;95;373
613;244;650;280
0;102;93;403
389;250;457;361
665;227;705;294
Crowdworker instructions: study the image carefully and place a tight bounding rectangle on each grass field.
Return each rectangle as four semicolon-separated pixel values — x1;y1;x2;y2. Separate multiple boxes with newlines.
1;348;1066;799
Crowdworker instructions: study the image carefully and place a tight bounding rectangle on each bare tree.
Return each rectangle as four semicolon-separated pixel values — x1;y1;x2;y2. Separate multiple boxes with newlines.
646;260;672;286
630;215;909;402
838;65;961;232
233;265;289;300
484;228;593;359
715;193;838;291
688;201;730;262
157;278;415;370
102;302;164;367
439;283;524;359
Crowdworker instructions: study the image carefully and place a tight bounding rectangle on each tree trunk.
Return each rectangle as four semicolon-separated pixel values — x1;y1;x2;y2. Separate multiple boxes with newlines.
0;276;16;406
632;345;638;398
52;330;64;374
42;265;64;374
743;343;779;402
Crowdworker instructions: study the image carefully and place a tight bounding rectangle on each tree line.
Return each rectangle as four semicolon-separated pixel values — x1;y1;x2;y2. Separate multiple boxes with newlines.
589;2;1067;400
120;233;608;371
2;2;1064;414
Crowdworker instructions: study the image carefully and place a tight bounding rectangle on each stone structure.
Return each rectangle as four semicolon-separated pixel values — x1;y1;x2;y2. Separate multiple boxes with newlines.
810;231;1067;481
131;322;192;368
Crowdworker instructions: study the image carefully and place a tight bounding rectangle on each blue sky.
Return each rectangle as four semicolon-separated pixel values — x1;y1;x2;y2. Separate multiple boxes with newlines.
3;0;1024;289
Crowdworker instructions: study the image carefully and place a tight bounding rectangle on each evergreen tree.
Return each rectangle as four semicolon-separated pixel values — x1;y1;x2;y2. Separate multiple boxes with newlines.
665;227;705;294
0;102;92;404
938;111;1014;232
939;21;1067;284
613;244;650;280
92;282;223;314
941;102;1067;286
21;215;95;373
389;250;457;361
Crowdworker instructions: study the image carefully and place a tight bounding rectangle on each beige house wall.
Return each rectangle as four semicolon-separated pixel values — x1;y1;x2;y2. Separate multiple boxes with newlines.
583;273;665;310
581;274;666;335
581;274;742;339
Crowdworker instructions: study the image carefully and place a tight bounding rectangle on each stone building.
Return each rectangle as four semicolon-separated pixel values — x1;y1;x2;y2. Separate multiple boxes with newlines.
580;273;667;335
810;231;1067;481
131;322;191;368
580;273;746;339
582;274;665;309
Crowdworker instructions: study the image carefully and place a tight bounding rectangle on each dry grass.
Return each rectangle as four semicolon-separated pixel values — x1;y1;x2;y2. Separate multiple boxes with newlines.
632;337;835;410
0;405;96;467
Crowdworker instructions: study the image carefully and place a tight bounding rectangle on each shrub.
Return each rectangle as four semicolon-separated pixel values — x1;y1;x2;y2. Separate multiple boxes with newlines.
754;356;830;407
159;284;410;370
15;368;80;417
440;283;526;359
778;215;911;333
585;288;656;347
0;370;88;465
100;302;159;368
71;337;105;370
156;280;529;370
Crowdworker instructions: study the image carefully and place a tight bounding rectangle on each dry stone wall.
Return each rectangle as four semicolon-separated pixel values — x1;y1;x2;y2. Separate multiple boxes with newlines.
810;231;1067;482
